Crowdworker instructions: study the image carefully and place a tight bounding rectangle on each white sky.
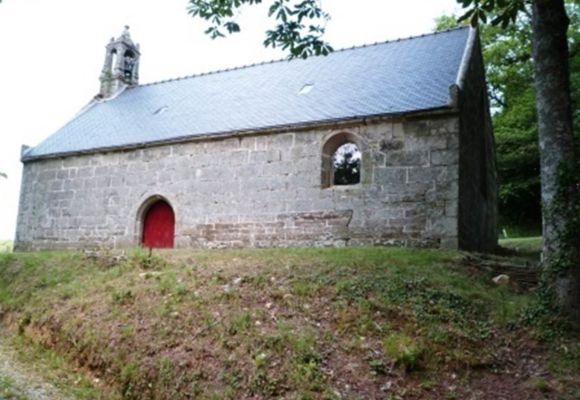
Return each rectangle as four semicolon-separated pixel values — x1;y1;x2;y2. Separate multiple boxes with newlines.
0;0;461;240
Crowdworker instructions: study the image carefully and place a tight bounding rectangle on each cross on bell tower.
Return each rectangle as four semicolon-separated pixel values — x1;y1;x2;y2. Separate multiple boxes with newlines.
99;26;140;98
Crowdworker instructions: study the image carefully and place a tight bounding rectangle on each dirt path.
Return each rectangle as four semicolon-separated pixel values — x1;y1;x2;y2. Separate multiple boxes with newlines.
0;333;73;400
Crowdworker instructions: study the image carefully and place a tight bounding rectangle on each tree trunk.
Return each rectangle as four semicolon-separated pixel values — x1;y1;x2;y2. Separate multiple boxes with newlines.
532;0;579;321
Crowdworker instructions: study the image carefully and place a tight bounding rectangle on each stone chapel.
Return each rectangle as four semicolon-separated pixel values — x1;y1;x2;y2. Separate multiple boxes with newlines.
15;26;497;251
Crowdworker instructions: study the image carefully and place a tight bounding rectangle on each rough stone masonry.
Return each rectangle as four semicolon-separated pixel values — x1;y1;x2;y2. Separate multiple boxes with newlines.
15;117;461;250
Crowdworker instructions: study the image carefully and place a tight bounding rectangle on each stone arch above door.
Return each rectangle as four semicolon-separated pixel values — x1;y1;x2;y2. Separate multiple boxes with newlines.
135;195;175;248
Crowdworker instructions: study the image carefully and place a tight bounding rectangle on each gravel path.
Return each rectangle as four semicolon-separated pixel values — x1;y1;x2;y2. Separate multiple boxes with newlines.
0;333;72;400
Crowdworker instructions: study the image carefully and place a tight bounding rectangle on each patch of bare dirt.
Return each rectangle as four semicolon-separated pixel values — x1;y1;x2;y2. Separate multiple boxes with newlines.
0;329;73;400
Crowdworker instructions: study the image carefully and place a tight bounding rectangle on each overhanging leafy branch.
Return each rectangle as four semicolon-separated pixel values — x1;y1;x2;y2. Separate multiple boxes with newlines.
187;0;333;58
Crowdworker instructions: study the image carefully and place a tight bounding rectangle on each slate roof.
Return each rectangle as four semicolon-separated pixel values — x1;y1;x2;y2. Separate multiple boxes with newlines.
24;27;472;161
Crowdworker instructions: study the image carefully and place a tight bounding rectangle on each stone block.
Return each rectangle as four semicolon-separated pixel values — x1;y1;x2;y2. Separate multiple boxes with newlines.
143;146;171;160
445;200;458;217
266;133;294;148
290;145;315;160
380;139;404;152
385;150;428;167
39;170;57;181
294;131;320;146
76;167;95;179
407;166;447;184
428;217;457;237
374;167;406;185
229;150;250;165
403;120;430;137
431;150;458;166
393;123;405;139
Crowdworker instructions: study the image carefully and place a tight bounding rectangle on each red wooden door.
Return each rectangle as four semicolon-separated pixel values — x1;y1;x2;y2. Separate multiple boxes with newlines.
142;200;175;248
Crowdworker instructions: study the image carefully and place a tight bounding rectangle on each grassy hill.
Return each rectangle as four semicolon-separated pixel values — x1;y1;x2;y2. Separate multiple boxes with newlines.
0;247;578;399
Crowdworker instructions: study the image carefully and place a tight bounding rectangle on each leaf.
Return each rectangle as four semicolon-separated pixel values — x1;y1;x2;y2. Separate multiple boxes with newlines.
224;21;241;33
482;0;495;13
268;1;281;17
458;0;473;7
458;9;475;23
204;26;225;39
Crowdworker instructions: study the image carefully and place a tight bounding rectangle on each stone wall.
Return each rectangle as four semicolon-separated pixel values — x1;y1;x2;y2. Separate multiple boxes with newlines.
15;116;460;251
457;35;498;252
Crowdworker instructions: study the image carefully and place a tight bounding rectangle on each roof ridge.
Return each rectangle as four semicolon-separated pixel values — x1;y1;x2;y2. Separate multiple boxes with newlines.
136;26;469;89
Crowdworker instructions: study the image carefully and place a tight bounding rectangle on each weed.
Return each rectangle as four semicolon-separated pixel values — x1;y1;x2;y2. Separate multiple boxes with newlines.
368;359;387;375
548;341;580;375
120;324;135;340
383;333;425;371
527;376;552;392
126;247;167;270
120;362;140;398
17;313;31;335
219;367;243;394
251;351;285;396
0;376;27;400
157;272;178;295
158;357;175;386
289;330;325;390
227;312;252;336
292;280;321;296
259;320;292;353
111;289;134;305
174;283;189;299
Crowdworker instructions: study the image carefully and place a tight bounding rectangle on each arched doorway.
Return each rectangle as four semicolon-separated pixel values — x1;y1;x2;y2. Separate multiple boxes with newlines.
141;200;175;248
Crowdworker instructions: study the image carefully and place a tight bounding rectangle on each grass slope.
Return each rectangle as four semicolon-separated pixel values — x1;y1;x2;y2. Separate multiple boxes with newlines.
0;247;578;399
499;236;542;255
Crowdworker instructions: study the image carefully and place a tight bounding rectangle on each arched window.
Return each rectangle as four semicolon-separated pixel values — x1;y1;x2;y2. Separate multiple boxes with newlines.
321;132;362;188
141;198;175;248
333;143;361;185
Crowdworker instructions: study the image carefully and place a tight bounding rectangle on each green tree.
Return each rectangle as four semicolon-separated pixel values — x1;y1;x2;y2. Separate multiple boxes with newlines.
456;0;579;321
187;0;333;58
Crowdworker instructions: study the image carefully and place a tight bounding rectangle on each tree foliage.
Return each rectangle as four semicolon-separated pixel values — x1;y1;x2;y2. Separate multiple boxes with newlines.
187;0;333;58
457;0;528;28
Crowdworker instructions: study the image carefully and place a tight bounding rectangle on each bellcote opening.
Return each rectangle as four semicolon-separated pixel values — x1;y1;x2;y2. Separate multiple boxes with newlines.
123;50;136;79
99;26;140;98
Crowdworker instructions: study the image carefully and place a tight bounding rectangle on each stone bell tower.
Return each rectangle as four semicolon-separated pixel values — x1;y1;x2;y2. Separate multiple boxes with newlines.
99;26;140;98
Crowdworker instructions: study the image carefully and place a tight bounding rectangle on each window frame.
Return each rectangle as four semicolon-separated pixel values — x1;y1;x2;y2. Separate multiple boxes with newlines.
321;131;363;189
